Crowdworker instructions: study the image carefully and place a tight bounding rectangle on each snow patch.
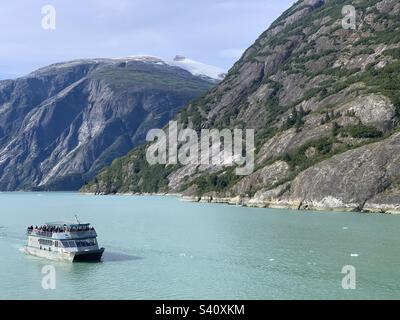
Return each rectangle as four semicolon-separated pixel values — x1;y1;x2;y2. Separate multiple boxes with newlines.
166;55;226;81
111;55;164;64
109;55;226;81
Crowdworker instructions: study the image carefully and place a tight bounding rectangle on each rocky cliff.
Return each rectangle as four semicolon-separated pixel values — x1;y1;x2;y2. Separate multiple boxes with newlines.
0;56;216;190
82;0;400;213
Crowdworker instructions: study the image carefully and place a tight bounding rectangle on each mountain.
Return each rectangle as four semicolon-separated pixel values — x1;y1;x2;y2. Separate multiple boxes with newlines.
82;0;400;213
0;56;217;190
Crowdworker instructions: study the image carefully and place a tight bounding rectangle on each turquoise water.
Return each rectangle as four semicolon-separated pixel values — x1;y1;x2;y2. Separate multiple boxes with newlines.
0;192;399;300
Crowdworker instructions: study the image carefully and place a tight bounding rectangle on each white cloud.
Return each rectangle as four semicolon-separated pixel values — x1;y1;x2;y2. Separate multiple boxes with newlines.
0;0;296;74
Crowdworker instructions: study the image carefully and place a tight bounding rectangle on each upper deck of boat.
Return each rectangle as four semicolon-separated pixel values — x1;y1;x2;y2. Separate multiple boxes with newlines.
27;222;98;240
47;222;91;229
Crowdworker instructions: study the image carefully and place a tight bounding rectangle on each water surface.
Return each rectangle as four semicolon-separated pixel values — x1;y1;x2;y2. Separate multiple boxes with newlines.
0;192;399;299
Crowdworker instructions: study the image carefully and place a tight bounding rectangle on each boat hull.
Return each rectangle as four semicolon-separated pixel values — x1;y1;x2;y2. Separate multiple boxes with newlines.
73;248;105;262
22;246;105;263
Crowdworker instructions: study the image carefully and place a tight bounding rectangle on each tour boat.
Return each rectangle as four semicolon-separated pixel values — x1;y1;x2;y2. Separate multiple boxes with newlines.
22;219;105;262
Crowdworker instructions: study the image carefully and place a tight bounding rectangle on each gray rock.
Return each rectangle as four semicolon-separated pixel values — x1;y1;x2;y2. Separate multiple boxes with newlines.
230;160;290;195
285;133;400;211
337;94;395;131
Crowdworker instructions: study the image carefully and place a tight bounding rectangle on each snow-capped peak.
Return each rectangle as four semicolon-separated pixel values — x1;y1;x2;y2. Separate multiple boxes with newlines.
111;55;164;63
166;55;226;81
110;54;226;81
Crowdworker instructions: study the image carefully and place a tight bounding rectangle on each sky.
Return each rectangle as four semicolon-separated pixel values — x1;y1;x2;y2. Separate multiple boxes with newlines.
0;0;296;77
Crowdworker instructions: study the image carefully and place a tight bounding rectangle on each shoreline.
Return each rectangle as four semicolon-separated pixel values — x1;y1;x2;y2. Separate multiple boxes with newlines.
80;191;400;215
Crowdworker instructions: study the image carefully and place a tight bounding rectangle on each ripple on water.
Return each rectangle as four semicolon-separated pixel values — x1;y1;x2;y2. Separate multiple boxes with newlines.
0;226;6;238
101;251;142;262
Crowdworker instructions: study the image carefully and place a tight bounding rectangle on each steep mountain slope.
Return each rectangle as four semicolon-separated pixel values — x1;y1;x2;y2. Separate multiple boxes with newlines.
83;0;400;213
0;56;216;190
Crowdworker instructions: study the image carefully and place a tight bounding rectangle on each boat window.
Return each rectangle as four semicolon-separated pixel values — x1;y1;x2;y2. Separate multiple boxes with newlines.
73;239;96;247
68;241;76;247
38;239;53;246
61;240;69;247
76;240;84;247
60;239;97;247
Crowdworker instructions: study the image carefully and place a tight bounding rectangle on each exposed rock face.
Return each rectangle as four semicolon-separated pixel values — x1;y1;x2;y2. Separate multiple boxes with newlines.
83;0;400;213
336;94;395;131
256;125;333;165
283;133;400;211
230;161;291;195
0;57;215;190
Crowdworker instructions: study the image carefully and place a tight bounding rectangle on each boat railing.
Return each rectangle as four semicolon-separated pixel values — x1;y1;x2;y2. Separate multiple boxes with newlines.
28;228;97;239
55;230;97;239
31;230;53;237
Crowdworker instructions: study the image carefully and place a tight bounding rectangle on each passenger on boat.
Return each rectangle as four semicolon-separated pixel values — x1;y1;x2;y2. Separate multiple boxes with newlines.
29;224;95;234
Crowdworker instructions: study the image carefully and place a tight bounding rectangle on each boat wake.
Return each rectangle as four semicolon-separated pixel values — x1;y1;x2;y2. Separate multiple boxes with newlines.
0;226;6;238
101;251;142;262
0;228;25;241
